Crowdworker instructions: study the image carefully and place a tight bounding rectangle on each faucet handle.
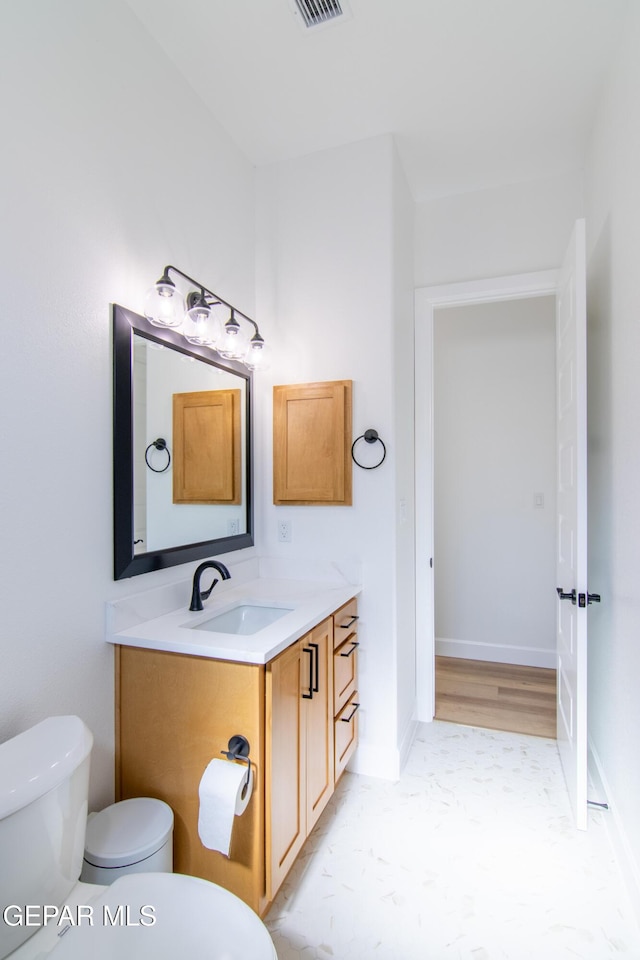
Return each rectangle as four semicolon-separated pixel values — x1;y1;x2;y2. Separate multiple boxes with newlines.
200;578;219;601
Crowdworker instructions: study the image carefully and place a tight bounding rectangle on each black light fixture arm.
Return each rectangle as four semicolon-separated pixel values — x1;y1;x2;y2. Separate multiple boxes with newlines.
159;264;262;337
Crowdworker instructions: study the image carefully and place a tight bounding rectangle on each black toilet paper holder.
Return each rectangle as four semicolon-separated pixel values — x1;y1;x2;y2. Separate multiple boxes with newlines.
221;735;252;798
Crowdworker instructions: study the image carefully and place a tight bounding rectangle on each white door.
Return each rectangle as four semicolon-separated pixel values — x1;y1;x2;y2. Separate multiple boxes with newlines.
555;219;588;830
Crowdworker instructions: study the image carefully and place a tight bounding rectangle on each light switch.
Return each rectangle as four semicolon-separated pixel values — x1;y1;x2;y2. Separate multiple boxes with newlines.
534;492;544;508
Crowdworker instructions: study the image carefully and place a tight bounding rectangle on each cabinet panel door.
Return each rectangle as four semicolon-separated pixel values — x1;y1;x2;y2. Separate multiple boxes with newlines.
334;636;358;715
333;597;358;649
335;691;359;781
305;618;335;833
273;381;352;504
265;640;306;900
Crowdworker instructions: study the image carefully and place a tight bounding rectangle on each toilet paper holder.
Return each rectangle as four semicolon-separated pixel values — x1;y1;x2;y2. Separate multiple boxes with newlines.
221;735;252;797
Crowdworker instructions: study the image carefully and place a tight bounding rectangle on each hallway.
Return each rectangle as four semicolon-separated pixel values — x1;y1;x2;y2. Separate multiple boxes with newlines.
435;657;557;738
266;721;639;959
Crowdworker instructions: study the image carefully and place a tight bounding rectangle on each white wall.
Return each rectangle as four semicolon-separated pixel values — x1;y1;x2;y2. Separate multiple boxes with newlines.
391;144;417;753
434;298;557;667
415;173;584;287
0;0;257;807
256;135;415;777
583;2;640;906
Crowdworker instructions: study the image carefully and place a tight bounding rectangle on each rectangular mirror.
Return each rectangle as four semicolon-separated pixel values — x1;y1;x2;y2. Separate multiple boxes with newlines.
113;303;253;579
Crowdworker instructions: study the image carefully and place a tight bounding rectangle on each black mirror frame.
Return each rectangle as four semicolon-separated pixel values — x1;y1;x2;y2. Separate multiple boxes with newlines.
112;303;253;580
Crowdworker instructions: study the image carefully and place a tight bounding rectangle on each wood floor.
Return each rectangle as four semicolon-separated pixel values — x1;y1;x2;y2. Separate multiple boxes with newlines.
435;657;557;738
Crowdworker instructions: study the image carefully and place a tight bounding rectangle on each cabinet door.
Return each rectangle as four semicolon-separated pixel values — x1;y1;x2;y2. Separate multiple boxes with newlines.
305;618;335;833
273;380;352;504
334;635;358;715
265;639;306;900
335;691;360;781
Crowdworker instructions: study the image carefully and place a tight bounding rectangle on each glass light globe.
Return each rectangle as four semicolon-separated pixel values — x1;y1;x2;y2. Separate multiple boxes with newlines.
144;281;184;328
217;316;249;359
181;302;221;346
244;338;271;371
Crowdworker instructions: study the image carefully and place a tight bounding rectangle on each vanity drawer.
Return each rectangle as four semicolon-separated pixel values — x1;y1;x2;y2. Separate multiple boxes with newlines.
334;636;358;714
334;691;359;781
333;597;358;650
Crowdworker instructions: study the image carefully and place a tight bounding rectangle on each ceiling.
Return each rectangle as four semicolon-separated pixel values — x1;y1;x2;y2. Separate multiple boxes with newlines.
125;0;629;202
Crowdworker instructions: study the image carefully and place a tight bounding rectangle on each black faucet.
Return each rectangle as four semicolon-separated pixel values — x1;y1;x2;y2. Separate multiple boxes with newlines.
189;560;231;612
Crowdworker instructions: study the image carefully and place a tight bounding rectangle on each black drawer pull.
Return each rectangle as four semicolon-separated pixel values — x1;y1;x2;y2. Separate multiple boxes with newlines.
339;615;359;629
339;640;360;658
302;647;314;699
309;642;320;692
340;701;360;723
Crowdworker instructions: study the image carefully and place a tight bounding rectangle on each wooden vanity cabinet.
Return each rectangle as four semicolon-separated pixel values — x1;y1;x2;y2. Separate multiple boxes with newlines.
115;599;358;916
115;647;266;911
265;617;334;900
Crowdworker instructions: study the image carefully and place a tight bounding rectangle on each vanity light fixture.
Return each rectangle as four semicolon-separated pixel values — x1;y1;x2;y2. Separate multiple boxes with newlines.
144;265;269;370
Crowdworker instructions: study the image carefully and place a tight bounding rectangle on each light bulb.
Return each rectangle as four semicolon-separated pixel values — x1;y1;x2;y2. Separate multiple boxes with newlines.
244;337;271;371
144;280;184;328
218;312;249;358
181;300;221;345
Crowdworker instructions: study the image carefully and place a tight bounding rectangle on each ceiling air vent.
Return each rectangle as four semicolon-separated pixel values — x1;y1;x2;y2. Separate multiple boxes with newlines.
290;0;351;30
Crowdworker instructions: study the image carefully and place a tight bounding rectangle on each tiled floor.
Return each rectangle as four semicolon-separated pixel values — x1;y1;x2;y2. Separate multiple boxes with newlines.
265;721;640;959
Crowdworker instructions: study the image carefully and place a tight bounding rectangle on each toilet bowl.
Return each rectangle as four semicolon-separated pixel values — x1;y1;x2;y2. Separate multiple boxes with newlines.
0;717;277;960
8;874;277;960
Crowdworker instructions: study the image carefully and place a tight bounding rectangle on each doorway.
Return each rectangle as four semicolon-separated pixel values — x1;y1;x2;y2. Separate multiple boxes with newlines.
431;296;557;736
414;270;560;724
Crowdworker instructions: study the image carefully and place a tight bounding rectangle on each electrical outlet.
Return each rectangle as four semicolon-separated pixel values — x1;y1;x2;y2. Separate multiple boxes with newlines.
278;519;292;543
228;518;240;535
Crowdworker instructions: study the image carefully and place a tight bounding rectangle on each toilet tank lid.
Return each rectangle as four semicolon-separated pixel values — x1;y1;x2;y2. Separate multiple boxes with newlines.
83;797;174;867
0;716;93;821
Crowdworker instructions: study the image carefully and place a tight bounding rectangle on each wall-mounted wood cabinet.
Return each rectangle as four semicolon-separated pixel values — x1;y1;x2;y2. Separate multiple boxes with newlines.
273;380;352;505
115;597;358;917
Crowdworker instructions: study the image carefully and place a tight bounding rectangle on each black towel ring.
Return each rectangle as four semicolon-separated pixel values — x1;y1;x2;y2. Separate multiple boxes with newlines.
145;438;171;473
351;429;386;469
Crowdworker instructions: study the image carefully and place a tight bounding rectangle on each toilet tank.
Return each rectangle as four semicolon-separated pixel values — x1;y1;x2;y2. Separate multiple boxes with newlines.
0;716;93;959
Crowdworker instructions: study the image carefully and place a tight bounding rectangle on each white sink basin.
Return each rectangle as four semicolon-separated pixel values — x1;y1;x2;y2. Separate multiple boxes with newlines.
188;604;294;636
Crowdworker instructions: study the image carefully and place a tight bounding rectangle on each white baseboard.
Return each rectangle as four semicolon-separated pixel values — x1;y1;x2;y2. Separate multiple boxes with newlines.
348;741;401;781
398;715;418;773
347;713;418;782
588;738;640;923
436;637;555;669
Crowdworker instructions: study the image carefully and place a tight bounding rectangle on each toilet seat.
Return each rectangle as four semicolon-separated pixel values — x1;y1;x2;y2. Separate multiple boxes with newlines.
13;874;276;960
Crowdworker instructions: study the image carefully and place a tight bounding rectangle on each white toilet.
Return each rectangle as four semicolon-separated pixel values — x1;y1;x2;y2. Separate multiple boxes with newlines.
0;716;277;960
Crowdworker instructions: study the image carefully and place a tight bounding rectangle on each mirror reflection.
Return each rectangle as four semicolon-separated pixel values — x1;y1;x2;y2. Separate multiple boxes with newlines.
133;334;247;553
113;304;253;580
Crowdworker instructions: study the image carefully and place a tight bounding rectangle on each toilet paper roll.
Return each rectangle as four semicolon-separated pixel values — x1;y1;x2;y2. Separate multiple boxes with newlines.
197;758;253;856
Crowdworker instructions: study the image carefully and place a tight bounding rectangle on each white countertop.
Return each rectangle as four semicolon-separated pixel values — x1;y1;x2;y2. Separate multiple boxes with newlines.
107;577;360;664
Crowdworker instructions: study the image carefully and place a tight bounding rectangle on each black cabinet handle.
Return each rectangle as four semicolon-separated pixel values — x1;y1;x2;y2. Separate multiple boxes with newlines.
339;640;360;658
340;701;360;723
339;615;359;629
309;642;320;692
302;647;314;699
